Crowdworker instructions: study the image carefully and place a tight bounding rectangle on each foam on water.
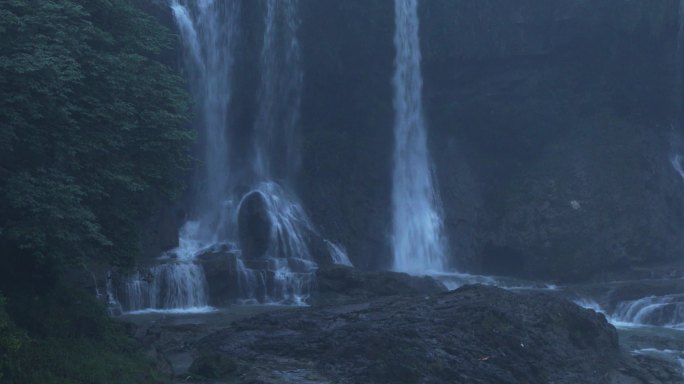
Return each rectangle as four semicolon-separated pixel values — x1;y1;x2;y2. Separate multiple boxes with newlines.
633;348;684;378
433;271;558;292
126;306;217;315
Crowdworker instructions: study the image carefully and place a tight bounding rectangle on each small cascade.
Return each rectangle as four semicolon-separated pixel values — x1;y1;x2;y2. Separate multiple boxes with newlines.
612;295;684;328
324;240;354;267
121;263;209;312
391;0;448;275
234;257;316;306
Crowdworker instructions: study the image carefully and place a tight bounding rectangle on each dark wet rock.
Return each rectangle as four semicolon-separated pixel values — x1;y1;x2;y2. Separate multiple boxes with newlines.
195;285;679;384
196;251;240;307
140;204;185;260
312;265;447;305
120;306;287;382
238;191;272;259
189;352;237;379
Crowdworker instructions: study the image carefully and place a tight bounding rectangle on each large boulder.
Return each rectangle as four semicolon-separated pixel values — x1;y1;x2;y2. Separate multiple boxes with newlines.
196;251;241;307
197;285;682;383
237;191;272;259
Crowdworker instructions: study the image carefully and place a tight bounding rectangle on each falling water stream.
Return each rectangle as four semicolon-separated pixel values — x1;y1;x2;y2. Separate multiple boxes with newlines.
391;0;448;275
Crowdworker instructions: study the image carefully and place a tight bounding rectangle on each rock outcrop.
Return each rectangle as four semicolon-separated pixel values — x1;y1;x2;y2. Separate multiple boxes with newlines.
311;265;447;305
192;285;682;383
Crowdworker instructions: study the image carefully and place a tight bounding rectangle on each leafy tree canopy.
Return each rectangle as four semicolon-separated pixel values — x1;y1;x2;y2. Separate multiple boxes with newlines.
0;0;192;272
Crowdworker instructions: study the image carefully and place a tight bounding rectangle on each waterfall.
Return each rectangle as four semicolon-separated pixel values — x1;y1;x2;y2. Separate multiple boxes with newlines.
115;0;351;312
231;0;317;304
172;0;240;244
391;0;448;275
122;263;210;312
122;0;348;312
112;0;238;312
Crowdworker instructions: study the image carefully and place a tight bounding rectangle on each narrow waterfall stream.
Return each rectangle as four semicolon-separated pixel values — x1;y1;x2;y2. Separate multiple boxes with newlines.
391;0;448;275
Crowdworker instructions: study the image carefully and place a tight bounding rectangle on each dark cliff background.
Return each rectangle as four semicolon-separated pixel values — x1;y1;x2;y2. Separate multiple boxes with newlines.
148;0;684;283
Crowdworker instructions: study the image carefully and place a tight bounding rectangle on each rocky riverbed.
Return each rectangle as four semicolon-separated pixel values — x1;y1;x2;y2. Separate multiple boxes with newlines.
120;271;684;384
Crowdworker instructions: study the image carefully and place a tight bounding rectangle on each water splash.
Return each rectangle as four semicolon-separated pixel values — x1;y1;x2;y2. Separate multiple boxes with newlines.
391;0;448;275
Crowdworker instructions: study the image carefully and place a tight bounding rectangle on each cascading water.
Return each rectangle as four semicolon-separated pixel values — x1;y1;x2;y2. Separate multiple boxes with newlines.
112;222;212;313
391;0;448;275
230;0;347;303
325;240;354;267
233;182;317;305
613;295;684;329
115;0;350;312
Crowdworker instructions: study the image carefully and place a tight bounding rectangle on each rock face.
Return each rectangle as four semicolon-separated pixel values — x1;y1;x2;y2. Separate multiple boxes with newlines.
296;0;684;281
194;285;679;383
148;1;684;282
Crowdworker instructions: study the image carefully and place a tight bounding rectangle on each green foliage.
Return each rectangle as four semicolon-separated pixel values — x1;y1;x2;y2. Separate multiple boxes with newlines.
0;290;166;384
0;1;191;381
0;295;26;381
11;338;163;384
0;0;192;268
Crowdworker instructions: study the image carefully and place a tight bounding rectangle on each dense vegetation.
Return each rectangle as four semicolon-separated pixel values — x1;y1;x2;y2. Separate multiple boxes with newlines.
0;0;192;382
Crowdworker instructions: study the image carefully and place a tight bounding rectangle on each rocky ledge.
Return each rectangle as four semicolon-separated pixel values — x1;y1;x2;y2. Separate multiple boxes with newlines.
186;285;682;384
